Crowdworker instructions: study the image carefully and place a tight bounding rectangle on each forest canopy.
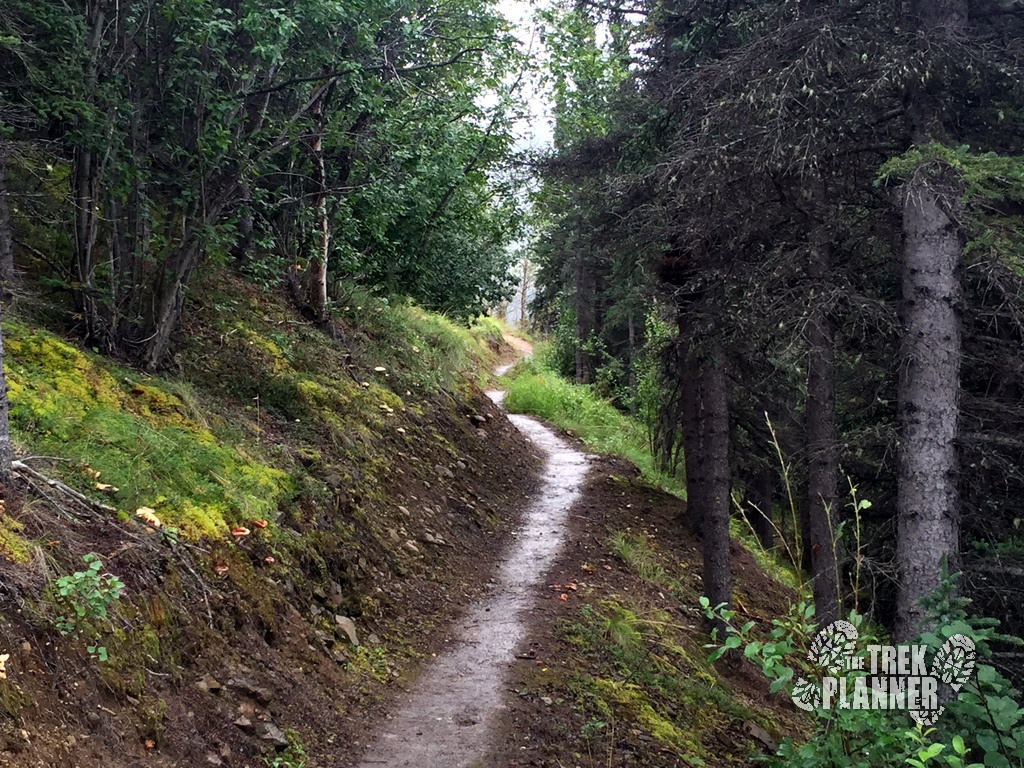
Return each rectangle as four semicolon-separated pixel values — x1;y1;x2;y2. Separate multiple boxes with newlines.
0;0;526;369
526;0;1024;647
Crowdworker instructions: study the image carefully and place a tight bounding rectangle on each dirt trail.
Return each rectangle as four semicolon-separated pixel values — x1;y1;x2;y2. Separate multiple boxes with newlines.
494;334;533;377
353;338;587;768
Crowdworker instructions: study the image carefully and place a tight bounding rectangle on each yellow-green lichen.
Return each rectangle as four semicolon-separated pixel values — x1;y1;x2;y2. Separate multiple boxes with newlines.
0;515;31;564
592;677;699;754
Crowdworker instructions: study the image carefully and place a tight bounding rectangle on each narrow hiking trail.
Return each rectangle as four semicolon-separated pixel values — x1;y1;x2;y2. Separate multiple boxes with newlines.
354;339;591;768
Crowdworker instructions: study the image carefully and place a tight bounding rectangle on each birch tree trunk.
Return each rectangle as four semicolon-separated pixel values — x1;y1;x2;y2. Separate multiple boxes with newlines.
307;82;336;322
308;127;330;321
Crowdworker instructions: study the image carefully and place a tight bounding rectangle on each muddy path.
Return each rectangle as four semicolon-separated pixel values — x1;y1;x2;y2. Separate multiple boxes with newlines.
353;342;589;768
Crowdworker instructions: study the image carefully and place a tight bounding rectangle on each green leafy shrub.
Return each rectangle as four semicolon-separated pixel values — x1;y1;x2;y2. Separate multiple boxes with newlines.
52;554;125;661
700;569;1024;768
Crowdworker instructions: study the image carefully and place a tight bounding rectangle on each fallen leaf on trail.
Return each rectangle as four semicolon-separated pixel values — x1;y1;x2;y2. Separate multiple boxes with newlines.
95;483;118;493
581;564;596;573
566;583;578;591
135;507;162;528
230;526;250;538
560;594;568;602
144;739;155;749
252;519;269;529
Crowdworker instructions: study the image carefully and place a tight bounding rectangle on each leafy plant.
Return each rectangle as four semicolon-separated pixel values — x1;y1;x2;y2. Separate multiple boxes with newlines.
581;716;607;739
700;569;1024;768
52;553;125;662
262;734;307;768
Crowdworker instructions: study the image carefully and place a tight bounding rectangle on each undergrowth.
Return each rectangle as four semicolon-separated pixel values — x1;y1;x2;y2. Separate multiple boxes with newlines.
502;349;684;496
563;598;767;766
608;531;669;586
3;320;293;540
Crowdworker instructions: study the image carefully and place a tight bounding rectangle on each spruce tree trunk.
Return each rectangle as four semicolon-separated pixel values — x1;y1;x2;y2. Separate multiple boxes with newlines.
0;301;12;490
701;344;733;613
627;311;637;407
0;146;14;296
806;213;840;625
895;0;967;641
574;254;595;384
681;341;705;530
896;169;963;639
747;466;774;550
0;148;13;489
807;304;839;624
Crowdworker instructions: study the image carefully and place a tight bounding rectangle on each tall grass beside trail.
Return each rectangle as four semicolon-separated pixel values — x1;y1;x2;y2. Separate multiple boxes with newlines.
502;353;685;498
502;345;810;595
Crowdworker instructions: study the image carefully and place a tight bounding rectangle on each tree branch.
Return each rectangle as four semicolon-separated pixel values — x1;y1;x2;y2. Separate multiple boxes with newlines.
246;48;487;97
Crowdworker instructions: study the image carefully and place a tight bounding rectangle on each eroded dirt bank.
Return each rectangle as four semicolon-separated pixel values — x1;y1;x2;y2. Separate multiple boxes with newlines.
0;381;543;768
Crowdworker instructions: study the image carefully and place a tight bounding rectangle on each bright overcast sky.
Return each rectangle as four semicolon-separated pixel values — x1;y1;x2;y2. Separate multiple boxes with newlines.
496;0;554;150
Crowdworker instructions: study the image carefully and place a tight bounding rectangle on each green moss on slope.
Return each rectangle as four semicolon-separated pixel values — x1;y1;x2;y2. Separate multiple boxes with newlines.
3;321;293;540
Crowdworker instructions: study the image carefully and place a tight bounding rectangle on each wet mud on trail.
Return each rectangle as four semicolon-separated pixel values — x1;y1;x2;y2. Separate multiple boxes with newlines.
353;345;590;768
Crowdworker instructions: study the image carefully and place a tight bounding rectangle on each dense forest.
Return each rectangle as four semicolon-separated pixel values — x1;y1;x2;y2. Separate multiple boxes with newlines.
530;0;1024;638
0;0;525;367
521;0;1024;762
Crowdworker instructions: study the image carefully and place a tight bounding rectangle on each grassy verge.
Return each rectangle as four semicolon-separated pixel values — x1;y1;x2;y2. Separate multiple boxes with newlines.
501;352;685;497
501;344;809;598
